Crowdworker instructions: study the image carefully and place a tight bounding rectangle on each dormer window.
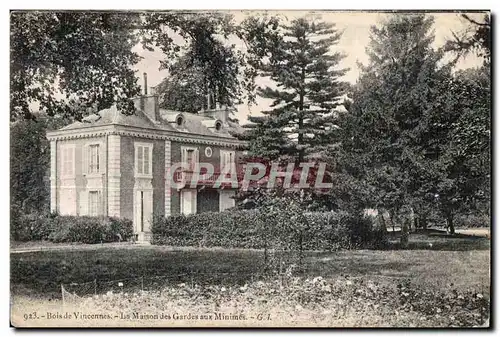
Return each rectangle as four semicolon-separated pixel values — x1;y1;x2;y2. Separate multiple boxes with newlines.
215;121;222;131
176;115;184;126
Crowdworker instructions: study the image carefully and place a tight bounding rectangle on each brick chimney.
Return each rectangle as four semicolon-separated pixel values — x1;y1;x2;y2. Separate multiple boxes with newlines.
132;72;160;122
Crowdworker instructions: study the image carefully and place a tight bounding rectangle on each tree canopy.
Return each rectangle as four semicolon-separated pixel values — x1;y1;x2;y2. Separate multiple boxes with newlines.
10;11;254;121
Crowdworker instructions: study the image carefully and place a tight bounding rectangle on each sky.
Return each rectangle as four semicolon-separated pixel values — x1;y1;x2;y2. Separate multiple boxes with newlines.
132;11;486;124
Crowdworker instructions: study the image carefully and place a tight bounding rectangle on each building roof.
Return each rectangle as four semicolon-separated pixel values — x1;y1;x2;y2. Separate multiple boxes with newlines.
58;102;245;140
59;105;164;131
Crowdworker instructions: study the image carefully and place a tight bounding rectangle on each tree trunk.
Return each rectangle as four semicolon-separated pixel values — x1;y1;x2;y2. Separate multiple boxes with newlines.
409;207;415;233
389;211;396;235
447;213;455;235
420;214;428;230
400;218;409;248
378;209;388;233
297;67;305;164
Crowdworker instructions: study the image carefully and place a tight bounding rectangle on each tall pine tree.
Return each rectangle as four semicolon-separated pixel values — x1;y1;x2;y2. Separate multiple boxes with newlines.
240;16;348;163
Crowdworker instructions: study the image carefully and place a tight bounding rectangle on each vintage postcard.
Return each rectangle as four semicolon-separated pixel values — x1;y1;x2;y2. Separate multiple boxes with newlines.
10;10;490;328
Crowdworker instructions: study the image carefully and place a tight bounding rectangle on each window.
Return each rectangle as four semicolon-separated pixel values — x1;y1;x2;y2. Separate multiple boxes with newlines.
61;145;75;176
182;147;198;171
88;191;102;216
88;144;100;174
176;115;184;126
186;149;194;170
135;143;153;176
220;150;235;172
215;121;222;131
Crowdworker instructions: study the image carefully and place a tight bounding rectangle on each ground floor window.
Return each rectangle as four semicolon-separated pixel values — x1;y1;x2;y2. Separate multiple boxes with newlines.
88;191;102;216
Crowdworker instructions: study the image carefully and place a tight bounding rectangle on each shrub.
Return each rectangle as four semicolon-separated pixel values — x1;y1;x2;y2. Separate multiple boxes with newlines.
456;213;490;228
151;208;383;251
11;212;134;244
10;209;54;241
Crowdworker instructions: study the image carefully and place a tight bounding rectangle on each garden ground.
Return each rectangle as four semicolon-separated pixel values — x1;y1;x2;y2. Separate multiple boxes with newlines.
10;229;490;327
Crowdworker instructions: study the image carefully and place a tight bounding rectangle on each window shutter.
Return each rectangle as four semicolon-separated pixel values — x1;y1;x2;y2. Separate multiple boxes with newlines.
98;143;103;174
221;151;228;172
194;148;199;167
182;148;186;164
144;146;150;175
70;146;75;176
98;191;103;215
83;145;88;175
79;191;88;216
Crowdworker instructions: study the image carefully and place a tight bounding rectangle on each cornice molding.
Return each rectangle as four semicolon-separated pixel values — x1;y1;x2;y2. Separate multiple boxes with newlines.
47;124;246;149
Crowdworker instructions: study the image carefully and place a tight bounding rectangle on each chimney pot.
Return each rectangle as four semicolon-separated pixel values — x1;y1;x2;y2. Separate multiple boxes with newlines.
143;72;148;95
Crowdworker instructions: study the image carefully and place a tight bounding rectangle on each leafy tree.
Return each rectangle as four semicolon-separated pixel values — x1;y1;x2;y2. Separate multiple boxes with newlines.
444;13;490;65
155;41;243;114
10;11;252;121
430;66;490;234
337;13;491;237
155;56;210;113
239;16;348;163
142;12;248;108
335;14;446;244
10;11;142;120
10;116;71;214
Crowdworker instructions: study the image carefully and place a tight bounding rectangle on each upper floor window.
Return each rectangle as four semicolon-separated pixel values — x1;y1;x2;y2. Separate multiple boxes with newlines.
135;143;153;177
182;147;198;171
61;144;75;177
88;144;100;174
220;150;235;172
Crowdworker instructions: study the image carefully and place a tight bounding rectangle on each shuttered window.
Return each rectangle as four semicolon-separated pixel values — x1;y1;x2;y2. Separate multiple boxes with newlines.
220;150;235;172
88;144;100;174
61;145;75;176
135;143;153;176
88;191;102;216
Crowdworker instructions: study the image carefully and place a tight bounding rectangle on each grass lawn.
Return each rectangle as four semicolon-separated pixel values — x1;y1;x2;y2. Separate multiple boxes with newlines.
10;231;490;327
11;232;490;299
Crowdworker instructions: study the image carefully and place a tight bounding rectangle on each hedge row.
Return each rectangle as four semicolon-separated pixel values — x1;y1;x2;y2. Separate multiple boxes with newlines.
151;209;386;250
11;212;133;244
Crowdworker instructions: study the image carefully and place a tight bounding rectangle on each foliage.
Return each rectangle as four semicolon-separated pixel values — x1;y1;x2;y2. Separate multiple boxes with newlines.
151;207;382;254
10;213;133;243
237;15;348;162
429;66;491;233
331;14;490;238
10;120;50;213
10;117;73;214
444;13;490;65
10;11;142;120
10;11;271;121
455;213;490;229
155;56;209;113
10;210;56;241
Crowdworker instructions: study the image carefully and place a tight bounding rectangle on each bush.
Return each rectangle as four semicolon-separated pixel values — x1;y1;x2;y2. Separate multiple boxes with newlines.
11;212;134;244
456;213;490;228
10;209;55;241
151;208;383;251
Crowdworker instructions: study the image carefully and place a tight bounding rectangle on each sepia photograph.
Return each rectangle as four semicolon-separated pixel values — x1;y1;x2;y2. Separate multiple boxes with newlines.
9;9;491;328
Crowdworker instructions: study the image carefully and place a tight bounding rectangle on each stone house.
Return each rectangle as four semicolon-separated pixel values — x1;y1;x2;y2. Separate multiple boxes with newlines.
46;86;246;241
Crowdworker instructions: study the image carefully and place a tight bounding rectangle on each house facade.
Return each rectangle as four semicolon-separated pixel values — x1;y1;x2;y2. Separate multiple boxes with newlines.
46;90;246;241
